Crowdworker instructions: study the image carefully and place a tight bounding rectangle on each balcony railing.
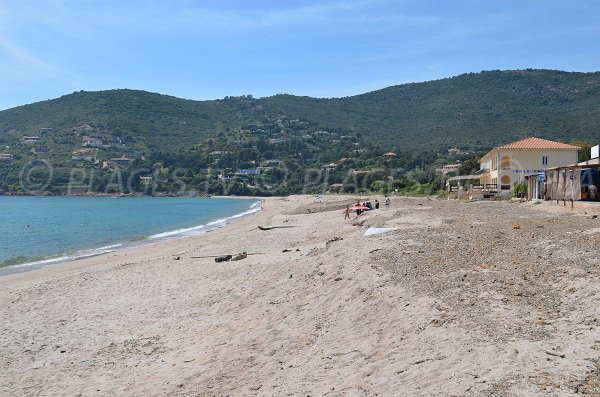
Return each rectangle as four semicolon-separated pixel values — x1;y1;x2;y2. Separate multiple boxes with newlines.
469;184;499;194
484;184;498;193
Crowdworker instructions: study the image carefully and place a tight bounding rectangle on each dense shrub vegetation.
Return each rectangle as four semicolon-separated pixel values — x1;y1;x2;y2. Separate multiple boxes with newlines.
1;69;598;195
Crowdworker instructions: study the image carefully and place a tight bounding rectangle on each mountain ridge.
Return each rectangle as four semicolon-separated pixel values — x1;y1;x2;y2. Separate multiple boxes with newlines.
2;69;600;151
1;69;599;195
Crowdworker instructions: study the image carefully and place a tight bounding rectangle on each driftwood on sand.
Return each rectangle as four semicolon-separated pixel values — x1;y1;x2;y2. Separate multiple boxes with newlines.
231;252;248;261
189;252;265;262
258;225;299;231
214;254;232;263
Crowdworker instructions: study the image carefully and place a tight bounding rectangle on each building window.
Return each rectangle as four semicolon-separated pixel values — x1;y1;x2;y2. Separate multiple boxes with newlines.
542;156;548;165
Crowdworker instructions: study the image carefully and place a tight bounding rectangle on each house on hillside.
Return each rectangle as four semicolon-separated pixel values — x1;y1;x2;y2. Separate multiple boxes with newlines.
108;157;132;167
72;149;98;162
479;137;579;196
263;159;283;167
447;147;467;155
441;163;462;175
21;136;41;145
124;151;144;160
236;169;259;176
73;124;94;135
82;136;103;148
110;135;125;145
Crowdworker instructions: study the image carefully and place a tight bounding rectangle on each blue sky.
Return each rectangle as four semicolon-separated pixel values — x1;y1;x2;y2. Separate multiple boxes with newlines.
1;0;599;110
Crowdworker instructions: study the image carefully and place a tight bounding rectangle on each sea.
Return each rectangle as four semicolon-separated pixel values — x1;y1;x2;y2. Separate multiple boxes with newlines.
0;196;260;275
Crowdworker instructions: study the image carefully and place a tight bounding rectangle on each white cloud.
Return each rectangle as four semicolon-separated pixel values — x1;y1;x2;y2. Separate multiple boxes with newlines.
0;36;55;71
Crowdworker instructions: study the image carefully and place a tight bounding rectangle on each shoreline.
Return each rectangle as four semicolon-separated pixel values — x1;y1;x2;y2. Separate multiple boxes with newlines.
0;197;261;277
0;195;277;286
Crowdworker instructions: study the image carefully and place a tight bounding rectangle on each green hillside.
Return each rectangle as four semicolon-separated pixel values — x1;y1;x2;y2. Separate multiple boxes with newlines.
1;69;599;196
260;69;600;149
3;69;600;150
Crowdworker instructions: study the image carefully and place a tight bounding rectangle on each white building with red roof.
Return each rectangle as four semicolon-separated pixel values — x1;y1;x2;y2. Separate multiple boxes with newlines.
479;137;580;196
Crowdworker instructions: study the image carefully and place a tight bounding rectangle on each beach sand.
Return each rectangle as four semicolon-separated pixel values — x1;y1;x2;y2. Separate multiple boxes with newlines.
2;195;600;396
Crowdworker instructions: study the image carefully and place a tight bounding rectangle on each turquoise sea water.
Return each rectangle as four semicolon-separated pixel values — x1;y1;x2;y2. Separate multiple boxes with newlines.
0;196;259;275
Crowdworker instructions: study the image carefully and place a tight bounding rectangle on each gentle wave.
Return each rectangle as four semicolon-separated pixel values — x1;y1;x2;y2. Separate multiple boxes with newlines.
149;202;261;239
5;255;72;270
0;244;124;273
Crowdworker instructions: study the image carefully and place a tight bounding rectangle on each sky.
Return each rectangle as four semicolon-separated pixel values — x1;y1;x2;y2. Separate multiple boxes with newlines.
1;0;599;110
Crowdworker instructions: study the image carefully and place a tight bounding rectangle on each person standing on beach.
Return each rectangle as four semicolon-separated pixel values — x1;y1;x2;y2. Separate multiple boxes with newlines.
385;195;391;208
344;206;351;220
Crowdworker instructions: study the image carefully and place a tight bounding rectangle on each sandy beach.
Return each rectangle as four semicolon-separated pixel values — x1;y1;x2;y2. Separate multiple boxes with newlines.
2;195;600;396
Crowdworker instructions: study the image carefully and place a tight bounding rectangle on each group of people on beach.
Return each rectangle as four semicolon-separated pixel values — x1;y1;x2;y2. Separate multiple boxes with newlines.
344;195;391;219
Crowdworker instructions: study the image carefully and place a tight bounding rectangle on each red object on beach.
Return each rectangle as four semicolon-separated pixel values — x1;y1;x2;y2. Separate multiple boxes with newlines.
350;205;369;210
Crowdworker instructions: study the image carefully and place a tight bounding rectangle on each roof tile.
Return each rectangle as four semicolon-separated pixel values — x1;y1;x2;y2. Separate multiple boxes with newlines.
497;137;580;150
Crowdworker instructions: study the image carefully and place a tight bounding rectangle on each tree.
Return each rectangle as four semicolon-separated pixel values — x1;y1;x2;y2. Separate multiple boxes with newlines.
458;154;482;175
572;141;592;162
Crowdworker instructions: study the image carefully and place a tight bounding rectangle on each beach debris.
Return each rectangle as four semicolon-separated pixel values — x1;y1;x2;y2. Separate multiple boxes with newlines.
173;256;180;261
512;223;521;230
258;225;299;231
545;350;565;358
411;355;446;365
282;249;291;252
326;237;343;245
231;252;247;261
364;227;398;236
214;255;233;263
190;252;265;260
